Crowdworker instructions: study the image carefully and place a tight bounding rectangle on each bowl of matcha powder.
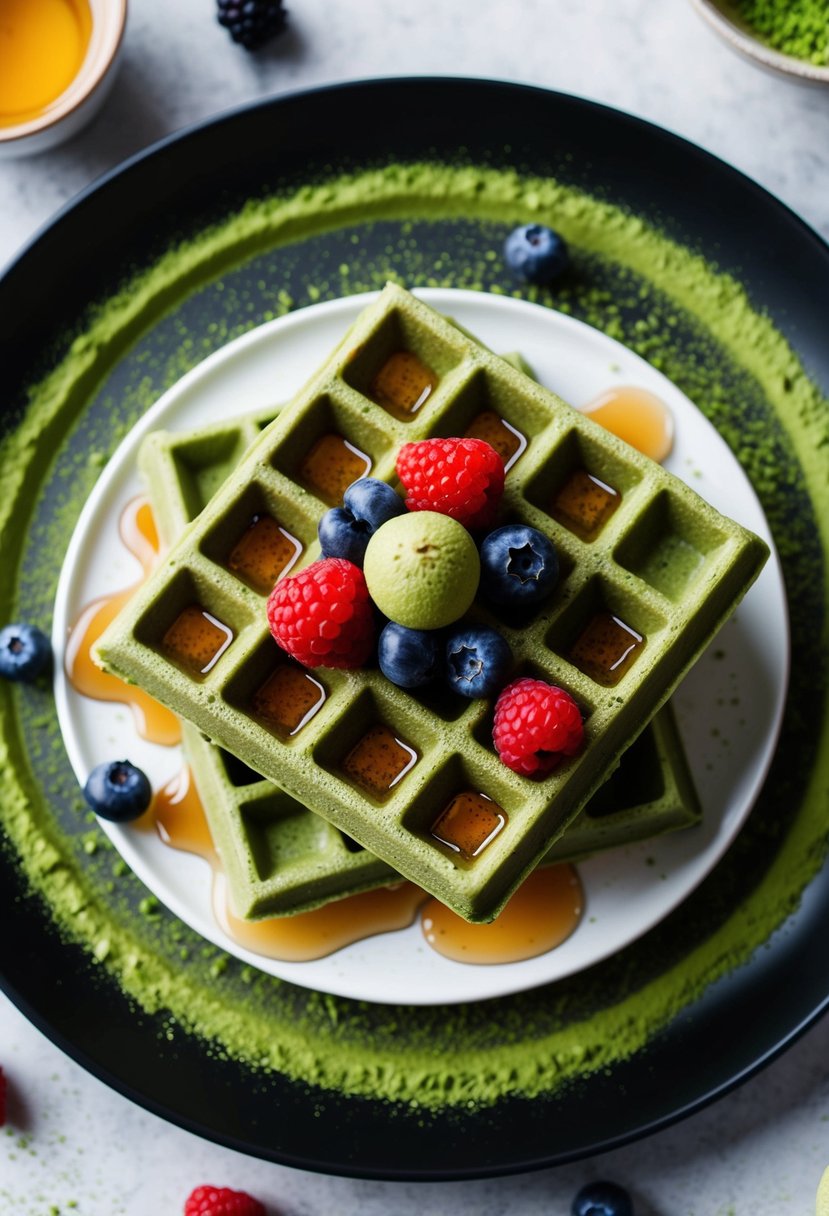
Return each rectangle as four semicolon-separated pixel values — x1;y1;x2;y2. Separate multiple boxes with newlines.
690;0;829;83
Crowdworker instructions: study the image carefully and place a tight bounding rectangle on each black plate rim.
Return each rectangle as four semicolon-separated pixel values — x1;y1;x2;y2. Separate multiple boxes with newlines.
1;76;828;1180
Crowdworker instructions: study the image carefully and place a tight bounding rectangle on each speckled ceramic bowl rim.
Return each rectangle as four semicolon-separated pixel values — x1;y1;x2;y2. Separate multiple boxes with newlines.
689;0;829;84
0;0;128;145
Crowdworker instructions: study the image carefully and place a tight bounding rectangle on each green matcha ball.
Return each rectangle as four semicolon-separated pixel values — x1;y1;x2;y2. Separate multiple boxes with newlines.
363;511;480;630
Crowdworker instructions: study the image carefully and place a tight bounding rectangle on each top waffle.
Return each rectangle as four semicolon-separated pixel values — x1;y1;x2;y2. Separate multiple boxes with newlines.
95;283;768;921
140;406;701;920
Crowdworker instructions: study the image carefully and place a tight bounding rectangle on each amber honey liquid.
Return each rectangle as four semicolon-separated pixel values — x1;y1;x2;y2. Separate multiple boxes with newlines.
422;865;583;964
227;513;302;594
341;724;418;800
161;604;234;677
431;790;507;860
65;498;181;746
570;612;644;686
153;766;427;961
369;350;437;421
582;385;674;464
153;767;583;965
251;663;326;737
550;469;621;542
464;410;527;472
0;0;92;127
71;501;585;967
299;433;372;505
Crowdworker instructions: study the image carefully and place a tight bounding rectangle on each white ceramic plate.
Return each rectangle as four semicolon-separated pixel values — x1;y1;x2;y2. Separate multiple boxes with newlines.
52;289;789;1005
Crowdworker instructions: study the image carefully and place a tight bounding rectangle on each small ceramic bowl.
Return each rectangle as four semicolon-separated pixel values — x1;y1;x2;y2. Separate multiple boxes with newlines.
689;0;829;85
0;0;128;158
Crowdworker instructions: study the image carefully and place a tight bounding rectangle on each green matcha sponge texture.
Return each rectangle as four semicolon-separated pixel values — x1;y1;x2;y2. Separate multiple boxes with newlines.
140;407;700;920
96;283;768;922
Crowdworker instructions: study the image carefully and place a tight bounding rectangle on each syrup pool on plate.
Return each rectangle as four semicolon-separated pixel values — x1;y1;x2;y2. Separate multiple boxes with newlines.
422;865;584;964
152;765;584;965
152;766;427;963
52;288;786;1005
64;497;181;746
581;384;674;463
65;497;584;969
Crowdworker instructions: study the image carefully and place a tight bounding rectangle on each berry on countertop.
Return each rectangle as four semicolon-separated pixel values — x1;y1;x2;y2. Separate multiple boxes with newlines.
479;524;559;608
216;0;287;50
267;557;375;669
0;622;51;682
378;621;442;688
318;477;405;566
493;677;584;777
83;760;153;822
504;223;569;284
396;437;505;531
445;625;511;699
571;1180;634;1216
184;1184;267;1216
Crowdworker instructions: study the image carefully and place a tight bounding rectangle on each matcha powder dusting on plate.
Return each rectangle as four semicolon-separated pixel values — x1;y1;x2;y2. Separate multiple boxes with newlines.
736;0;829;65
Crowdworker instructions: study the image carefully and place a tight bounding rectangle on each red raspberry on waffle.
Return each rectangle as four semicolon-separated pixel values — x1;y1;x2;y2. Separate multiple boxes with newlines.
493;677;584;777
267;557;375;669
396;437;504;530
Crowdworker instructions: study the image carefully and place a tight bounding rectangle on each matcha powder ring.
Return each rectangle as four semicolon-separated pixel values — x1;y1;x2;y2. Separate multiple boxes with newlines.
1;79;828;1178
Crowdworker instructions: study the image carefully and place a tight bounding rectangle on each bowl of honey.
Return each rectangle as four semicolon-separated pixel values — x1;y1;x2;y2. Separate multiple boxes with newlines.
0;0;127;157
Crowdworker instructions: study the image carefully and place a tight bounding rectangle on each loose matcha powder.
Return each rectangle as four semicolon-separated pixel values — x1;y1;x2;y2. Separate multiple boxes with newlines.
736;0;829;65
1;163;828;1114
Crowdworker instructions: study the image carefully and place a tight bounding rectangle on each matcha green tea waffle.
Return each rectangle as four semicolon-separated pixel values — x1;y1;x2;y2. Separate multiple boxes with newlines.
141;407;701;920
97;283;767;922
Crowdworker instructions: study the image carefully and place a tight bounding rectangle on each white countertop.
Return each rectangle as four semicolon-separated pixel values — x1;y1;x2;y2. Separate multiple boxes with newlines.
2;1;828;1212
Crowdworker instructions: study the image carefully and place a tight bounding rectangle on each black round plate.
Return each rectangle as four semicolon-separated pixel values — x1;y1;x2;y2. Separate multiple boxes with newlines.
1;79;828;1180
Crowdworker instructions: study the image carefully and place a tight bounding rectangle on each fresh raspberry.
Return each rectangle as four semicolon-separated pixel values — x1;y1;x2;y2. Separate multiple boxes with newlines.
184;1185;266;1216
266;557;375;669
493;677;584;777
396;437;505;530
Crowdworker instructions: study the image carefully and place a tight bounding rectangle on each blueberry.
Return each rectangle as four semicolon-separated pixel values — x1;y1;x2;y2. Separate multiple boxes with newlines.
0;622;52;682
571;1180;634;1216
343;478;405;531
83;760;152;822
504;223;569;284
378;622;441;688
480;524;559;608
318;507;373;565
445;625;511;699
319;478;405;566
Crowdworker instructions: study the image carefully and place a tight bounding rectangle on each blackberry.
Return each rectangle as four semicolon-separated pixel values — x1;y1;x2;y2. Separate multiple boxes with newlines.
217;0;287;50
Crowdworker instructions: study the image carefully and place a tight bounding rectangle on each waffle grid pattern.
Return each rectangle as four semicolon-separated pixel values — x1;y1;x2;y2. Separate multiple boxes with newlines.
98;284;766;921
142;406;700;920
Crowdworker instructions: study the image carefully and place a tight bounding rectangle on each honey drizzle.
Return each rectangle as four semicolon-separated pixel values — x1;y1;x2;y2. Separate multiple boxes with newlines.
581;385;674;463
369;350;437;420
153;766;426;962
214;875;427;963
341;723;418;801
464;410;527;472
421;865;583;964
299;433;372;505
153;766;583;965
228;513;303;594
70;500;585;966
64;497;181;746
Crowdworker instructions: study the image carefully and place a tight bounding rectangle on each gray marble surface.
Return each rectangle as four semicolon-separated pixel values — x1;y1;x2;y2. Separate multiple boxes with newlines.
1;1;828;1212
